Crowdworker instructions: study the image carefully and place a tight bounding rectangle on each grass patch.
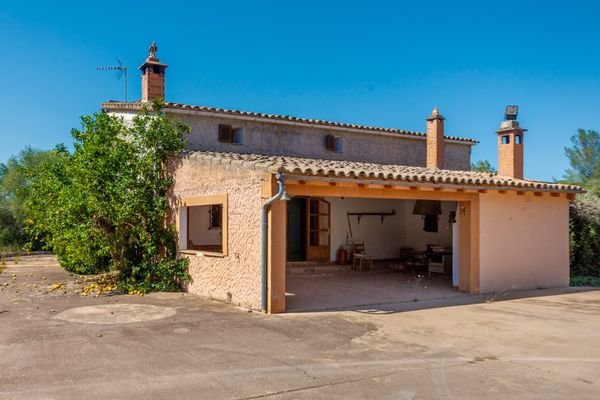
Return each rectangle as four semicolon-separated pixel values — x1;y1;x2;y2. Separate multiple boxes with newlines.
570;275;600;287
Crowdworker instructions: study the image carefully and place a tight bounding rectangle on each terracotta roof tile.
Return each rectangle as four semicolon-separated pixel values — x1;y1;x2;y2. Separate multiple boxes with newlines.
102;100;478;144
182;151;584;193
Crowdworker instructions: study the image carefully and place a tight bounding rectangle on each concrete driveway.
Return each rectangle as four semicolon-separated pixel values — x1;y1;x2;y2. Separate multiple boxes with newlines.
1;256;599;399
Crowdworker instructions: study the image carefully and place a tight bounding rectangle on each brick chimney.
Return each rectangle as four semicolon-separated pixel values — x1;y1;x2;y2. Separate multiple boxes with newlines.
426;107;445;169
139;41;168;102
497;105;526;179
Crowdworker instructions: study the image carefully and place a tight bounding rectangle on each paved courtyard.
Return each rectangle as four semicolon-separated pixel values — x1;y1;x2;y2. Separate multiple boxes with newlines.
1;255;600;399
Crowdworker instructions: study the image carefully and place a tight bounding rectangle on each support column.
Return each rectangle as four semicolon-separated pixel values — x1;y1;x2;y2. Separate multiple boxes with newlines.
470;198;480;294
268;200;287;313
458;199;480;294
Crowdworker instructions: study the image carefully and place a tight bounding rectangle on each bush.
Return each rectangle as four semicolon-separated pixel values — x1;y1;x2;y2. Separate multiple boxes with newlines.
0;206;25;248
570;275;600;287
570;194;600;277
26;101;191;291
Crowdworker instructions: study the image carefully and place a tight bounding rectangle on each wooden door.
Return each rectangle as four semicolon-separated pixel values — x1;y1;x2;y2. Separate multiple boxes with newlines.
307;198;330;262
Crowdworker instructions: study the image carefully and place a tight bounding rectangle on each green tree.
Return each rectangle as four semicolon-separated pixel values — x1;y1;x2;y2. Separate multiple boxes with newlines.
569;194;600;279
0;206;24;248
471;160;497;174
26;101;191;291
563;129;600;196
0;147;54;249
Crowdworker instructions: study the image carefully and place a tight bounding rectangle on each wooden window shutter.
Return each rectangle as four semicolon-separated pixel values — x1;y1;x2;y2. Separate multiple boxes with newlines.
326;134;336;151
218;124;233;143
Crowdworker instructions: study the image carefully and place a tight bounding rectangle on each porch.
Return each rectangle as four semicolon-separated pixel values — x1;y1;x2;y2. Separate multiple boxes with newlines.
280;193;465;313
286;265;465;312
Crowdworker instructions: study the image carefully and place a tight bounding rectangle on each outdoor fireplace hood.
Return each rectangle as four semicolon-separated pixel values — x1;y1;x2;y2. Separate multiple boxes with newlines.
412;200;442;216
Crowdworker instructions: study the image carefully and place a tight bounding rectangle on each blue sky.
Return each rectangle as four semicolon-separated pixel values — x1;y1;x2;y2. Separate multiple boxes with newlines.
1;1;599;181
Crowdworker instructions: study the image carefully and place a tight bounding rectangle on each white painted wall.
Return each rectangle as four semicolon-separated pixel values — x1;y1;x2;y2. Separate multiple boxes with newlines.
188;205;222;246
107;110;137;126
478;192;570;292
402;201;456;252
326;198;456;261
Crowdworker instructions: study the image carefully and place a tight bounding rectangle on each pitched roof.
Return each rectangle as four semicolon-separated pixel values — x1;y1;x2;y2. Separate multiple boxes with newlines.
182;150;583;193
102;100;478;144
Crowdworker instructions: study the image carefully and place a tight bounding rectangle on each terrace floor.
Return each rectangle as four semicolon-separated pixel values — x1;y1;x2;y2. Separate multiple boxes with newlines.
286;268;467;312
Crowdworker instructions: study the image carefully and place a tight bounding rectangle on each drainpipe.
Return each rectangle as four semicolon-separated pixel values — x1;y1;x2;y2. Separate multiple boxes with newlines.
261;172;288;313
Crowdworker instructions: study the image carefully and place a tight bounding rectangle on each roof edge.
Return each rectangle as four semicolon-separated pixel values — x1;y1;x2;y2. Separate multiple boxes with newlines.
179;150;584;194
102;101;479;145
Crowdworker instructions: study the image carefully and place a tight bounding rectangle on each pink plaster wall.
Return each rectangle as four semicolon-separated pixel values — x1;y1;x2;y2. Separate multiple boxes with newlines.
171;155;265;310
478;191;570;293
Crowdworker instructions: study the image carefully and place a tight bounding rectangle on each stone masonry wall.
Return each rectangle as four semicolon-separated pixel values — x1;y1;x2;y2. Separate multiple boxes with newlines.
169;112;472;171
171;155;265;310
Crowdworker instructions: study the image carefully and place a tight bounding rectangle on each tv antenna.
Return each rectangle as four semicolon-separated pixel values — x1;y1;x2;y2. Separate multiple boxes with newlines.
96;57;128;101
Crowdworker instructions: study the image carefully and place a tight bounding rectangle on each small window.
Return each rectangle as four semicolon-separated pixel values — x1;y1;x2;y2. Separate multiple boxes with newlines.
218;124;233;143
186;204;223;253
218;124;244;145
232;128;244;145
325;134;343;153
515;135;522;144
180;195;227;256
502;135;510;144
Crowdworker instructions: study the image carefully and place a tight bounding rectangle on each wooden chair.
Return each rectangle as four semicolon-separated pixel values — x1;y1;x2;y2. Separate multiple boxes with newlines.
352;242;373;271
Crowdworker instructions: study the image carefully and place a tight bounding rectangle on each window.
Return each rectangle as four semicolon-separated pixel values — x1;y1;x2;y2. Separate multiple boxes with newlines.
515;134;522;144
218;124;244;144
325;134;343;153
232;128;244;144
501;135;510;144
179;194;228;256
218;124;232;143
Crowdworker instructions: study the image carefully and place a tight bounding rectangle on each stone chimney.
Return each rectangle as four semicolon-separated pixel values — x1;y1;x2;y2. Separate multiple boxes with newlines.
497;106;526;179
426;107;445;169
139;41;168;102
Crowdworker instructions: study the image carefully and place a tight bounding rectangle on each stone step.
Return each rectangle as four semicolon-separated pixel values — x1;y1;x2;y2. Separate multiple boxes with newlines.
286;263;352;275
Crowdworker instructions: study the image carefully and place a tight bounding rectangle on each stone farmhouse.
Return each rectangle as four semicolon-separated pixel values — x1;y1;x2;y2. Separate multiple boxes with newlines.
103;45;583;313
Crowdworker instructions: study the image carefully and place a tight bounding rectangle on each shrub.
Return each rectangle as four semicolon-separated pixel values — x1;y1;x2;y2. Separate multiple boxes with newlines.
569;194;600;277
570;275;600;287
26;101;191;291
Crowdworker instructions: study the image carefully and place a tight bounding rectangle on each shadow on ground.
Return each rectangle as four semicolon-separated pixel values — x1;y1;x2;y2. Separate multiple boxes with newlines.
1;255;599;400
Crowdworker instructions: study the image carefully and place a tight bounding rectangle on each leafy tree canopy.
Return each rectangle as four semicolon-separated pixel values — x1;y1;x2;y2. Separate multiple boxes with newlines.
471;160;497;174
563;129;600;196
0;147;54;249
570;194;600;277
26;101;191;292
